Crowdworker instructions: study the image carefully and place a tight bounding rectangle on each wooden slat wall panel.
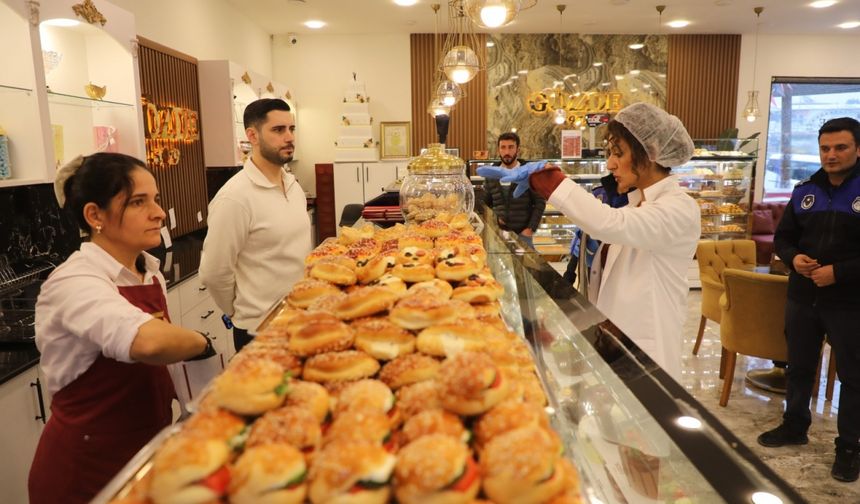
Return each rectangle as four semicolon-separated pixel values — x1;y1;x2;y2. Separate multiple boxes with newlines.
411;34;487;158
667;34;741;139
138;38;208;237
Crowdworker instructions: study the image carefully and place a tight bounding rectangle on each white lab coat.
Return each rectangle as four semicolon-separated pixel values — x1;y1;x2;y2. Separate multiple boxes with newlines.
548;176;700;379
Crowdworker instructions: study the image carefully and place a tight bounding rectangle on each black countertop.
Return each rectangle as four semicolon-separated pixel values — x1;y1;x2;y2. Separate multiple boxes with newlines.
0;230;208;387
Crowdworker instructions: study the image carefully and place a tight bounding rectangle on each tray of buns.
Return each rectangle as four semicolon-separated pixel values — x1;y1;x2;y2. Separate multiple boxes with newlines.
95;215;583;504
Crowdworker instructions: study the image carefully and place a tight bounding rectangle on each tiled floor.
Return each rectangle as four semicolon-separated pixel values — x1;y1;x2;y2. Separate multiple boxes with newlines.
681;289;860;503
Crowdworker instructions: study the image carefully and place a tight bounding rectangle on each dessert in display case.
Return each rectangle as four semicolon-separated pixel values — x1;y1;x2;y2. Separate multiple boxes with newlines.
94;203;802;504
676;138;758;239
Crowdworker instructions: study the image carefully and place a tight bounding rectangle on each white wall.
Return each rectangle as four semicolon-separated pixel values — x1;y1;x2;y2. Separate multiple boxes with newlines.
271;33;412;192
110;0;272;76
735;33;860;201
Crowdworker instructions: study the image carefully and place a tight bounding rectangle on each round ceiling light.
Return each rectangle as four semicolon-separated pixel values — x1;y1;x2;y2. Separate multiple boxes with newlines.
809;0;837;7
628;42;645;49
394;0;418;5
304;20;326;29
667;19;690;28
442;45;480;84
838;21;860;29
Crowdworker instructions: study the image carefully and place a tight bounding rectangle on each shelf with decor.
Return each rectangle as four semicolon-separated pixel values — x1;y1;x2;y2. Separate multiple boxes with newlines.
0;0;144;188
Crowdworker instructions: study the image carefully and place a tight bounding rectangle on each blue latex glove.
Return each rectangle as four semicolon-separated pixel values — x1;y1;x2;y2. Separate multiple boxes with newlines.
477;161;547;198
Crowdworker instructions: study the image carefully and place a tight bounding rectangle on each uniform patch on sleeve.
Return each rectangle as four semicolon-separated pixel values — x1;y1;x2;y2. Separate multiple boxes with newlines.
853;196;860;213
801;194;815;210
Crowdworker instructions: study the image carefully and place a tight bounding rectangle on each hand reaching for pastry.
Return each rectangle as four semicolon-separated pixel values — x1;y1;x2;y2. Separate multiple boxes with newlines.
477;161;547;198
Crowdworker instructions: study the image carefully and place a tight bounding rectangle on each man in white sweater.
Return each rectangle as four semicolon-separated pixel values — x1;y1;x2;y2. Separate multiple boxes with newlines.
200;99;312;351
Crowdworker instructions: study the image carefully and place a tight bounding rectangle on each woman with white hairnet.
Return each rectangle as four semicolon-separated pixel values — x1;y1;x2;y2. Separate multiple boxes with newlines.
479;102;699;378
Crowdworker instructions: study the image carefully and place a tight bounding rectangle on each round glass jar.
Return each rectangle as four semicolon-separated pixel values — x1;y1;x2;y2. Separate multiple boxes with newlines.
400;143;474;224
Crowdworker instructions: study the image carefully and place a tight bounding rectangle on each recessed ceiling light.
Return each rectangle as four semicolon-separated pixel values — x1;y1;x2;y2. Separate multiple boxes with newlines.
394;0;418;5
751;492;784;504
486;41;495;47
41;18;80;27
838;21;860;29
810;0;837;7
304;20;326;29
667;20;690;28
593;62;604;67
628;43;645;50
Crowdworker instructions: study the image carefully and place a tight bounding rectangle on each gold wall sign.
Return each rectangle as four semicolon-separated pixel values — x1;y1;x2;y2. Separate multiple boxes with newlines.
72;0;107;26
142;98;200;168
526;91;624;126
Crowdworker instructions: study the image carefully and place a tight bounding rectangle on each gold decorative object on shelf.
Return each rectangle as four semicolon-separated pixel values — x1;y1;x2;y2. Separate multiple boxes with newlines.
72;0;107;26
240;72;252;85
284;90;292;100
84;82;107;100
266;82;274;93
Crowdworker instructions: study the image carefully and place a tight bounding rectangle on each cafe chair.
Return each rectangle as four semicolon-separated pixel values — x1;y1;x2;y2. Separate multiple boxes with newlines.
693;239;757;355
718;268;789;406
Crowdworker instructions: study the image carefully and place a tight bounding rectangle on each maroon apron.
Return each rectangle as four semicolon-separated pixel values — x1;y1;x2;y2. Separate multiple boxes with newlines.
29;278;176;504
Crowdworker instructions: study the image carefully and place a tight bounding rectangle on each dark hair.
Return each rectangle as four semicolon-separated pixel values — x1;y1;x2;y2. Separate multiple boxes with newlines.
819;117;860;145
605;120;670;175
497;131;520;147
63;152;148;233
243;98;291;130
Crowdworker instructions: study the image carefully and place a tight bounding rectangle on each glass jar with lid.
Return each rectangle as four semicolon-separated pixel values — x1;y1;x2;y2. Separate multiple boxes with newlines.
400;143;474;224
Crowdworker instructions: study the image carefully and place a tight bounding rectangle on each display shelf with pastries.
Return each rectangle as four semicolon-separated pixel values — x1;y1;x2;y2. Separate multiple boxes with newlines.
93;202;801;504
676;138;757;239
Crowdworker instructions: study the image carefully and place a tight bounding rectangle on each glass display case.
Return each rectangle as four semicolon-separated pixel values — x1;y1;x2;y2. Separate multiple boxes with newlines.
476;205;801;504
677;138;758;239
95;203;802;504
469;158;607;259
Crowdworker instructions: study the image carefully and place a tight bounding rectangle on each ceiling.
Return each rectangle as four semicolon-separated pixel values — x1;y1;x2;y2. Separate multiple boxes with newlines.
227;0;860;36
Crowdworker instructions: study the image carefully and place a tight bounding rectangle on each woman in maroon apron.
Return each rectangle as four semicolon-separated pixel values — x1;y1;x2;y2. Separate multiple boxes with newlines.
29;153;212;504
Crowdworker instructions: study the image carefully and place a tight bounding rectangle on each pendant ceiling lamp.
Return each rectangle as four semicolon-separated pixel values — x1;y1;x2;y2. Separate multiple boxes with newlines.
552;4;567;125
428;3;455;117
743;7;764;123
440;1;483;85
463;0;538;29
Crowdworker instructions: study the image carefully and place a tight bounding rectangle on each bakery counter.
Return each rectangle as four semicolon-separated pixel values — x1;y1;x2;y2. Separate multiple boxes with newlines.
476;204;802;503
94;206;803;504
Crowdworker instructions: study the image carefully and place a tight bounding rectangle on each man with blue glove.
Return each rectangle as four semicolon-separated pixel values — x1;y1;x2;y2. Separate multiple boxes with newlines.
478;132;546;248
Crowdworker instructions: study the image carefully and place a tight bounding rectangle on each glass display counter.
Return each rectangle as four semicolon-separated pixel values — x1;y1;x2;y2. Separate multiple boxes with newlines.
476;202;801;504
94;202;801;504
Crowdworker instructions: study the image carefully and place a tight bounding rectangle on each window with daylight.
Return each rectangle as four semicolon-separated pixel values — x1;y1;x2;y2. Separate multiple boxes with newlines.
763;77;860;201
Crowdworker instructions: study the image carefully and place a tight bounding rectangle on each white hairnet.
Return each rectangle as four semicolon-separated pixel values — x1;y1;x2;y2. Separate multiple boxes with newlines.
614;102;694;168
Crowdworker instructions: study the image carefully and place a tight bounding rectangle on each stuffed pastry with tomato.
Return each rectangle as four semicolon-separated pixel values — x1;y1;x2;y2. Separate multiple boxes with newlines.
308;442;396;504
229;444;308;504
394;434;480;504
148;434;232;504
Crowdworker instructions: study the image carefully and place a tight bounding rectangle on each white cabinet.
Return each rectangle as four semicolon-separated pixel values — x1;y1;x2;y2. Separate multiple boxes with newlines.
0;0;144;188
0;367;47;504
333;162;397;224
198;60;297;167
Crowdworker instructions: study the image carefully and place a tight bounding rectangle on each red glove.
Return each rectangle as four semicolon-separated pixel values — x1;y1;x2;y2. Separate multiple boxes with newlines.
529;167;567;199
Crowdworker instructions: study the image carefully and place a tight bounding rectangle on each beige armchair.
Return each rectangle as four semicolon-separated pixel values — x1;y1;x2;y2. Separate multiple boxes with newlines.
693;240;757;355
718;269;789;406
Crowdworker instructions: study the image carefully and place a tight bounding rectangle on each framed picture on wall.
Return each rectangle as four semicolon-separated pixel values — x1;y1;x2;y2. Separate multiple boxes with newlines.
561;129;582;159
380;121;411;159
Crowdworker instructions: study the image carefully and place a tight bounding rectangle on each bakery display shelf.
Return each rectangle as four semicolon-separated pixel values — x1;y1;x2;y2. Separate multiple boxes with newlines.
689;155;755;162
47;91;135;108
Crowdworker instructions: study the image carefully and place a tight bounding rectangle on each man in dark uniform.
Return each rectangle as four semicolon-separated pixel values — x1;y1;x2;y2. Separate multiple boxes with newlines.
482;132;546;248
758;117;860;483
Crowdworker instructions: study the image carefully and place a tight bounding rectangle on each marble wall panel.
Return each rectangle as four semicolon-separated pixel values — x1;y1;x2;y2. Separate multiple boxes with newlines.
0;184;80;267
486;34;667;159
